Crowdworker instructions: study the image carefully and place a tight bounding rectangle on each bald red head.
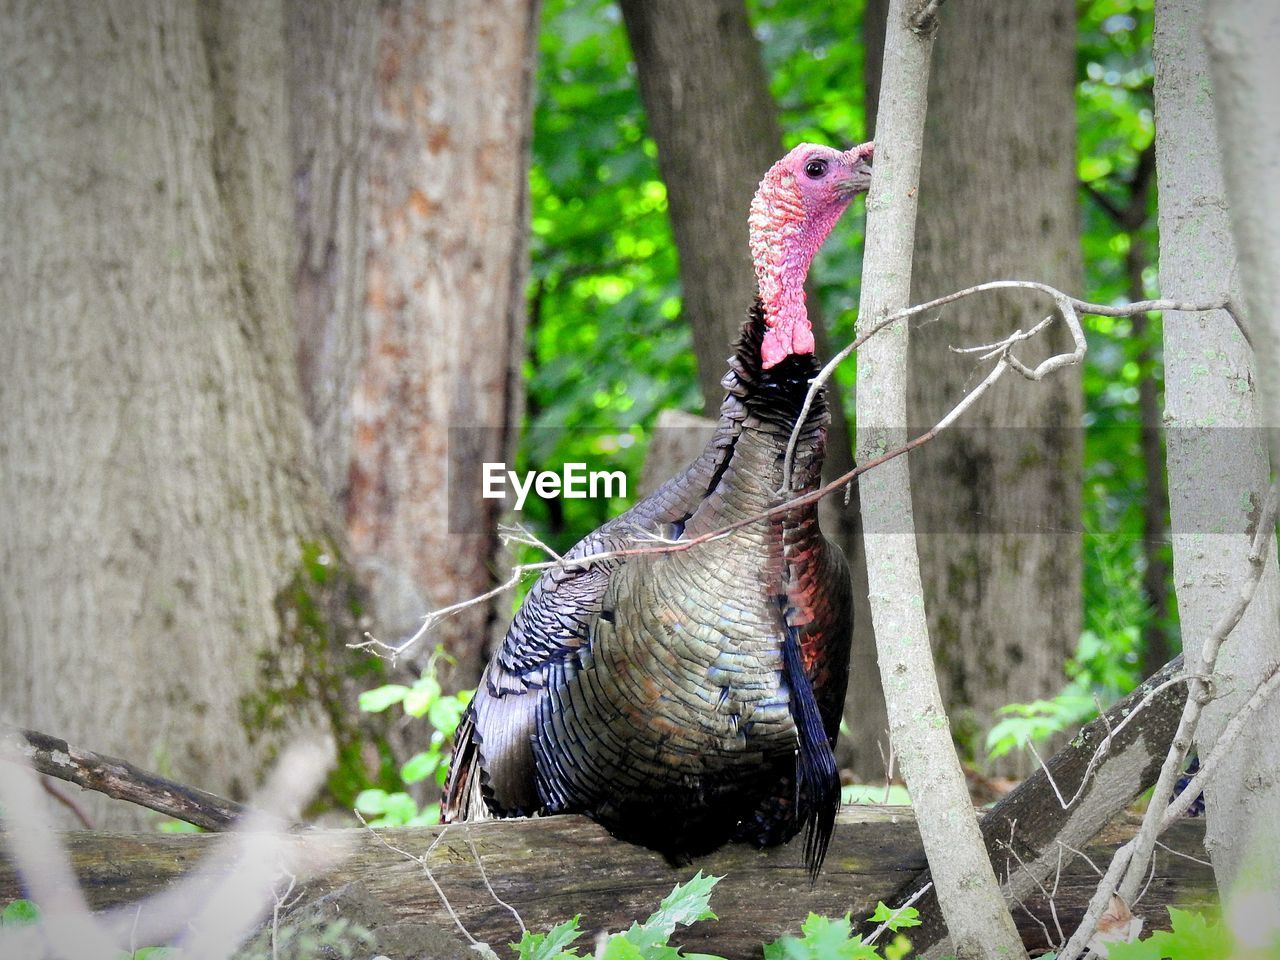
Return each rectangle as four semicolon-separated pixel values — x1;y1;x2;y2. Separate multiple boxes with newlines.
748;142;873;368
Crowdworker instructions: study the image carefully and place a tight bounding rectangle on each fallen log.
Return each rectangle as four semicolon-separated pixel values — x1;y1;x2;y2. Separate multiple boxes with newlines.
0;808;1212;959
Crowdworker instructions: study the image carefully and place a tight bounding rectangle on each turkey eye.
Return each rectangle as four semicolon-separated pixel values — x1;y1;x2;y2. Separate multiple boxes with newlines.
804;158;828;179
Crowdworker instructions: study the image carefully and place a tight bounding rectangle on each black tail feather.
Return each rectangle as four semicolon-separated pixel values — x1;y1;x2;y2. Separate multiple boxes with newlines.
781;623;840;879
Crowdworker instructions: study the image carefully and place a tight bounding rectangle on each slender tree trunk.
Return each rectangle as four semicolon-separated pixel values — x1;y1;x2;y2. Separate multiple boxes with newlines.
1202;0;1280;906
906;0;1083;774
288;0;380;505
0;0;362;825
856;2;1026;956
348;0;539;687
1154;0;1280;898
619;0;886;779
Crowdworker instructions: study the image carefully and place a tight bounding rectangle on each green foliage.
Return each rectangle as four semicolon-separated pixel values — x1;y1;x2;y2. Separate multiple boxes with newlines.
507;873;913;960
511;872;723;960
763;913;909;960
1107;908;1241;960
867;902;920;932
356;648;473;826
1;899;38;926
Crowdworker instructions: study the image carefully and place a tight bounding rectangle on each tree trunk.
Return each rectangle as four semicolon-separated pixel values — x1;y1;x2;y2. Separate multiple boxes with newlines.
1154;0;1280;898
619;0;887;780
1157;0;1280;904
855;1;1026;955
347;0;540;687
0;0;362;826
288;0;381;505
906;0;1083;775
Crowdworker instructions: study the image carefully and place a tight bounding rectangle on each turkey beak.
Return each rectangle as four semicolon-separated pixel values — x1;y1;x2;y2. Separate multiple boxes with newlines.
835;142;874;199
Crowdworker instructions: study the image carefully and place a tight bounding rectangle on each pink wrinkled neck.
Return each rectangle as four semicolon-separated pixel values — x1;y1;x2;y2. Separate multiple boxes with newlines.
748;168;849;369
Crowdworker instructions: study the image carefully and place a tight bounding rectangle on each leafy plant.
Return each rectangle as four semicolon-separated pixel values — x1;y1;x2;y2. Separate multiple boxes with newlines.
1106;908;1240;960
512;871;722;960
356;649;474;826
508;874;911;960
1;899;38;926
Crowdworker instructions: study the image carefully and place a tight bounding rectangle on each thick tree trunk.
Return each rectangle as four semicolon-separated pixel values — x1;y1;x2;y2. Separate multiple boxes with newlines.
1157;0;1280;898
347;0;539;686
288;0;380;505
906;0;1084;775
0;1;361;825
619;0;887;780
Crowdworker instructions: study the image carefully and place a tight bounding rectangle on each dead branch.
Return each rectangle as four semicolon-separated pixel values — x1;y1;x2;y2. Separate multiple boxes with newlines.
6;727;246;832
782;283;1229;489
1058;484;1278;960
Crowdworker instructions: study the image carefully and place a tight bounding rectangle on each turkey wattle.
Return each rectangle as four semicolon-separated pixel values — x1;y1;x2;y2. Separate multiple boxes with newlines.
442;141;873;877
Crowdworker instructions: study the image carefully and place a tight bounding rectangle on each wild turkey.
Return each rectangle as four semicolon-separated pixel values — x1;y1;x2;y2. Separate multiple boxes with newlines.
443;142;873;876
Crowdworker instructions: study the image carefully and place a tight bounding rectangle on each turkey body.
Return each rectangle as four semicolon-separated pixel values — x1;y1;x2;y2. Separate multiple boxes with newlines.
443;303;852;874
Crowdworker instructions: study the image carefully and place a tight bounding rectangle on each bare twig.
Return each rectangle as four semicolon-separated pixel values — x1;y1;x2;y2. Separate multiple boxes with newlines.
39;776;95;830
1059;485;1278;960
464;823;527;936
355;815;481;946
782;283;1227;489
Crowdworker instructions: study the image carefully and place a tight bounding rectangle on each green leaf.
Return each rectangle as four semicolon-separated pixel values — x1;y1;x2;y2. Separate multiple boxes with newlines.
403;675;442;717
512;916;584;960
353;788;389;815
400;749;441;783
600;936;650;960
2;899;39;926
1107;938;1167;960
428;696;466;735
636;872;720;939
765;914;880;960
868;901;920;931
358;684;410;713
131;948;181;960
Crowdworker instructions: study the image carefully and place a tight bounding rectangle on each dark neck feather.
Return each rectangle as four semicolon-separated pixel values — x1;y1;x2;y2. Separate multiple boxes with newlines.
725;299;826;427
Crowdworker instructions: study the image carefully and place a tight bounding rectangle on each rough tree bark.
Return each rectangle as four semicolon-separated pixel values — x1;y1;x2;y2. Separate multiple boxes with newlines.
1199;0;1280;905
854;2;1027;957
619;0;887;779
348;0;540;686
904;1;1085;774
288;0;381;505
0;1;362;825
1154;0;1280;899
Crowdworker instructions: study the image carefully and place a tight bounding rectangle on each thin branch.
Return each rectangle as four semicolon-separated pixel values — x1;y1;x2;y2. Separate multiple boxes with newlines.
782;280;1226;490
40;776;95;830
355;815;481;947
